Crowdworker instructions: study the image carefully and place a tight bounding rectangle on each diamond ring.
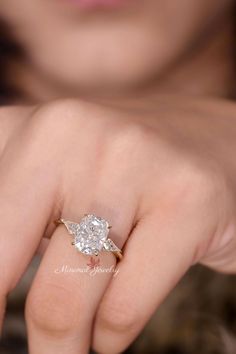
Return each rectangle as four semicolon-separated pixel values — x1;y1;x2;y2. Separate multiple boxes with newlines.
55;214;123;261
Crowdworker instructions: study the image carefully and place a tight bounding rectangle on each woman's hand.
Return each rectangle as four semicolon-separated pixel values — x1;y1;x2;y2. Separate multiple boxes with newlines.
1;96;236;354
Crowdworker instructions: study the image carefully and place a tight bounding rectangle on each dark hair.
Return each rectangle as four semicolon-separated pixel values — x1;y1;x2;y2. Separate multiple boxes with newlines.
0;20;23;105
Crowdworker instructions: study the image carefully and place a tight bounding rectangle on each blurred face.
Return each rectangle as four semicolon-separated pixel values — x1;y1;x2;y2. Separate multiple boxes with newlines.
0;0;233;95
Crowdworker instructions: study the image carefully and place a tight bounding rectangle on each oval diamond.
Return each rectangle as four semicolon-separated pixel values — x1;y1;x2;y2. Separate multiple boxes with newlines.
74;214;109;256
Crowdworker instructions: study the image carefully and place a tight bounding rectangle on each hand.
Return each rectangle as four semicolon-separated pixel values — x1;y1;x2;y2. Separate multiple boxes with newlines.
0;96;236;354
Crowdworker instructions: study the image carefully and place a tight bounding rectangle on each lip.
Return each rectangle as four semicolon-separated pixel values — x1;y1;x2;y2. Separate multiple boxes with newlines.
65;0;128;9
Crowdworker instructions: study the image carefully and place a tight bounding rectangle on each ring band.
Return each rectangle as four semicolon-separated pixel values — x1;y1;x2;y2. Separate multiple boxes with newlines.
55;214;123;261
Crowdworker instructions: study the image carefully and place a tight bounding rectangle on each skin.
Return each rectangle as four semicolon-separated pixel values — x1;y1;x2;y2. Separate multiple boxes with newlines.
1;97;236;354
0;0;236;353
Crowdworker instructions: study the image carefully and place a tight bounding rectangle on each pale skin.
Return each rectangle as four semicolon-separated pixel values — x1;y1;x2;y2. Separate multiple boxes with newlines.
0;0;236;353
1;96;236;354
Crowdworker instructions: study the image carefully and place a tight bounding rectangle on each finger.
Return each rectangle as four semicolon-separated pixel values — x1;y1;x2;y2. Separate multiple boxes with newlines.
0;139;57;331
24;119;139;354
93;204;215;354
36;238;50;256
25;209;131;354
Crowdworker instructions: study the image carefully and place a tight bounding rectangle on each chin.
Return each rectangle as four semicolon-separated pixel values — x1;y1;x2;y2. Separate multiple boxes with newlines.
32;42;173;96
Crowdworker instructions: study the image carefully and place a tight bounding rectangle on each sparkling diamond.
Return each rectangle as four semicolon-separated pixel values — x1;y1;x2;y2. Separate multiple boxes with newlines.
67;214;109;256
103;238;121;252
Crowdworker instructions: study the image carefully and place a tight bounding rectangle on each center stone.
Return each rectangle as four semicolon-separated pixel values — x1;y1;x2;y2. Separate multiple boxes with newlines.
74;214;109;255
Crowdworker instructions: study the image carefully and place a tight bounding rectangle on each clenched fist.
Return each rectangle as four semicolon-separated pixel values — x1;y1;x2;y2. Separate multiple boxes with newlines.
0;96;236;354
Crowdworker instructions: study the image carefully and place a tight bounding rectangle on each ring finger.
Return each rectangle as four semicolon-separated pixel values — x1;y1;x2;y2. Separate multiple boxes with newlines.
25;204;133;354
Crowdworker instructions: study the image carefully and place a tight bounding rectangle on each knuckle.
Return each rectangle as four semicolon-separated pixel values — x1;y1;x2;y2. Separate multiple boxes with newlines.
109;122;153;167
29;99;111;151
98;299;139;334
118;122;152;151
172;160;223;210
32;98;107;129
26;280;80;336
35;98;81;117
25;99;91;162
31;98;82;132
